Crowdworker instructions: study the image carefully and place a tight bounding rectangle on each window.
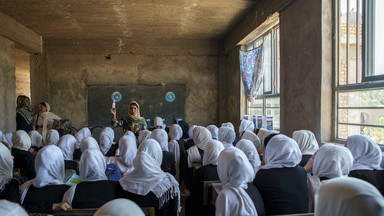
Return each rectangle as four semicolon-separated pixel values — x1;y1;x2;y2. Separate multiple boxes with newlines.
335;0;384;144
245;25;280;130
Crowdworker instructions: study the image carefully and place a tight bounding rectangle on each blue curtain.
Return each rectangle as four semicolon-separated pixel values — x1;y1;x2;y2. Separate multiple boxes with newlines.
239;46;264;101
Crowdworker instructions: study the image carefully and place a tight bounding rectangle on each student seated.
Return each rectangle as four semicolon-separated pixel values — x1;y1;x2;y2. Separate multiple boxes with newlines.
306;143;353;212
236;139;261;175
12;130;36;182
216;147;260;216
80;137;100;153
184;125;196;150
94;198;145;216
150;129;176;176
206;125;219;140
57;134;78;172
73;127;92;160
185;140;224;216
253;134;308;215
106;135;137;175
315;177;384;215
240;130;261;154
119;139;180;216
99;127;117;156
20;145;71;213
346;134;384;195
45;129;60;146
0;200;29;216
138;130;152;146
28;130;43;153
62;149;120;208
218;126;236;148
292;130;319;167
168;124;184;181
238;119;254;139
184;126;212;189
0;143;21;203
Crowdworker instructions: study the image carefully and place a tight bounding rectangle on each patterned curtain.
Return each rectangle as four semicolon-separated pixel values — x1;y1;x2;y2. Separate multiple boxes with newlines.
239;45;264;101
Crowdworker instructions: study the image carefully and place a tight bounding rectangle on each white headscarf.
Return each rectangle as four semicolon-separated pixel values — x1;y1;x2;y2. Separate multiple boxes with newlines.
29;130;43;148
236;139;261;172
262;134;302;170
75;127;91;149
106;135;137;174
292;130;319;155
346;135;382;171
206;125;219;139
39;102;61;145
0;130;2;142
221;122;235;131
0;144;13;190
154;117;166;129
241;130;261;153
33;145;65;187
80;136;100;153
119;139;180;211
315;177;384;216
94;198;145;216
20;145;65;204
216;147;257;216
138;130;152;145
193;126;212;151
2;133;13;148
239;119;254;135
202;140;224;166
57;134;76;160
257;128;278;146
45;129;60;146
313;144;353;179
169;124;182;141
150;129;169;151
12;130;31;151
124;131;137;144
0;200;28;216
99;127;114;155
168;124;182;181
218;127;235;148
186;127;212;167
63;149;108;205
188;125;197;139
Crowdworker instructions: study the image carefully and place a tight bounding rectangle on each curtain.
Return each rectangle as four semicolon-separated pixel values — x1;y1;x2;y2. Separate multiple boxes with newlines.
239;45;264;101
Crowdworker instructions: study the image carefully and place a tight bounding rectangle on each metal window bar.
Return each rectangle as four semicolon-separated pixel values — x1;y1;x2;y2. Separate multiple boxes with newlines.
337;122;384;128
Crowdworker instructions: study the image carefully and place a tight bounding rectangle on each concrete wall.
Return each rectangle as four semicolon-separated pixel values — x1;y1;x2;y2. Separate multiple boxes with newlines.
280;0;332;142
31;52;219;129
223;0;333;142
15;49;31;98
0;36;16;132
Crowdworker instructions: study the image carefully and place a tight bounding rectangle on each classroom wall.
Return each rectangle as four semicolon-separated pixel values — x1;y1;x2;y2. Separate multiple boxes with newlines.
0;36;16;132
30;52;220;129
280;0;332;142
223;0;333;142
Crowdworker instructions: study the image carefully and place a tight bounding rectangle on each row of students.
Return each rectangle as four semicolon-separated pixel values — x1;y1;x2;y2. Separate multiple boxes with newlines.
2;118;384;215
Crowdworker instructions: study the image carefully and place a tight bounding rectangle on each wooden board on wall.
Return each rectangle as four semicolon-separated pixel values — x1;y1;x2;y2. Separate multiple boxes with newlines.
87;85;185;127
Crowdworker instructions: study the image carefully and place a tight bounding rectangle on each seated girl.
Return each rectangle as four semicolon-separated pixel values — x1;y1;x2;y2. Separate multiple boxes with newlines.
253;134;308;215
62;149;120;208
21;145;71;213
119;139;180;216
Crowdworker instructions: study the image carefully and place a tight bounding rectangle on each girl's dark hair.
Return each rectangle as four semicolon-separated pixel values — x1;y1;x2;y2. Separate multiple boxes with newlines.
39;102;47;107
264;133;279;148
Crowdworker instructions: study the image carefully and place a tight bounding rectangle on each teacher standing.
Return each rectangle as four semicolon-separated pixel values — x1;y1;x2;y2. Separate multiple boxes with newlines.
110;101;147;134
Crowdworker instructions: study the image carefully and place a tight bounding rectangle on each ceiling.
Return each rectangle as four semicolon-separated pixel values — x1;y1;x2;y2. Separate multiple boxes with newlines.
0;0;258;43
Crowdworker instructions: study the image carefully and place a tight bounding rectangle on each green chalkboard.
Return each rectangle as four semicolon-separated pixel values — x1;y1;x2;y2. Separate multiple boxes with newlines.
87;85;185;127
